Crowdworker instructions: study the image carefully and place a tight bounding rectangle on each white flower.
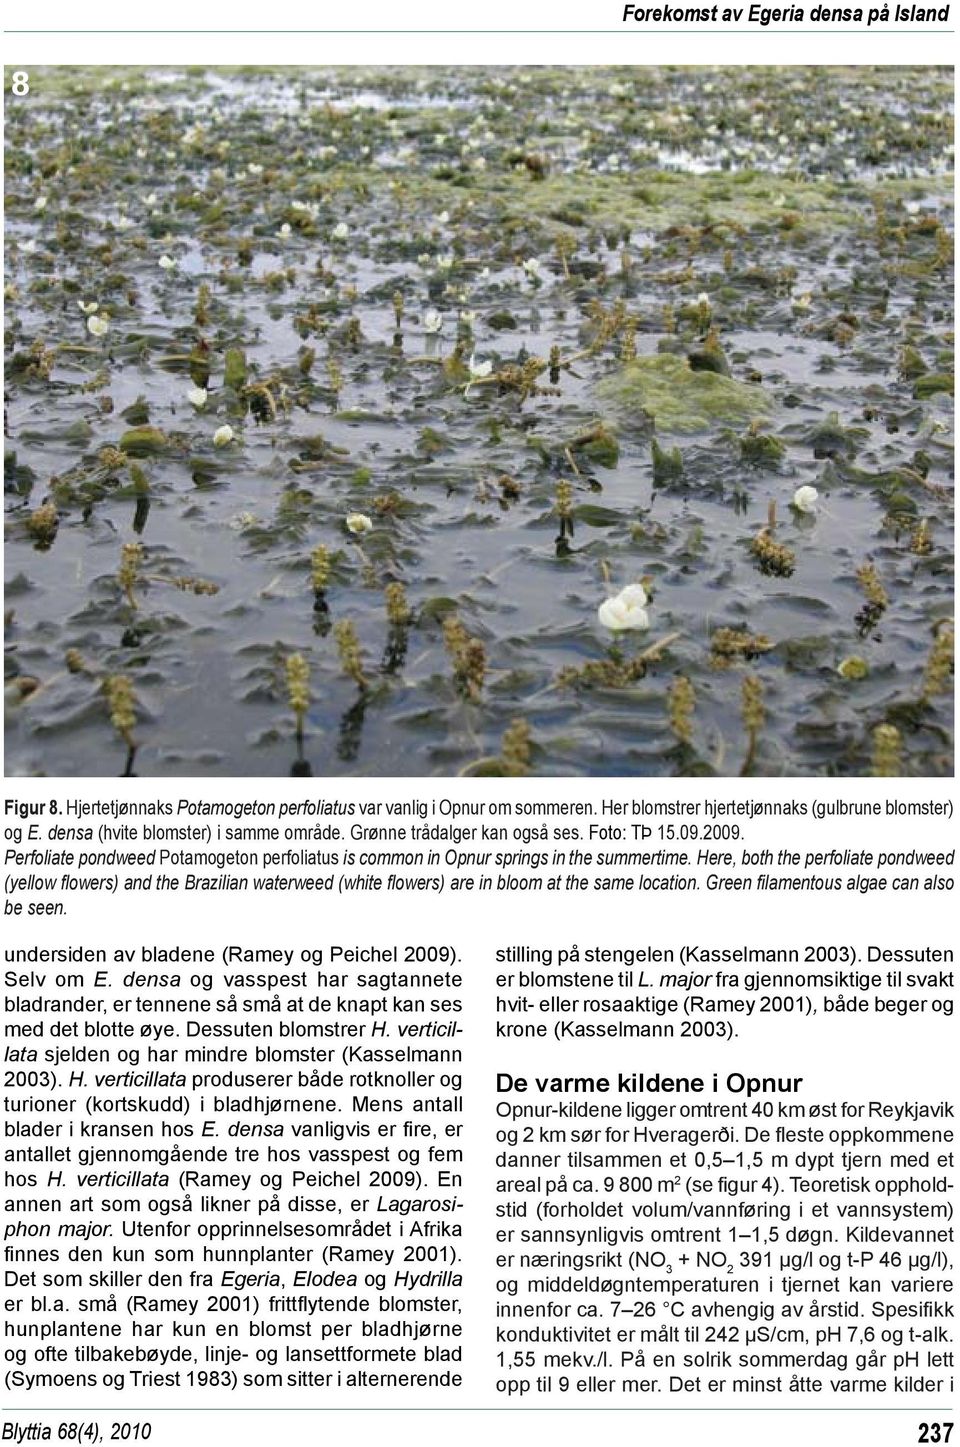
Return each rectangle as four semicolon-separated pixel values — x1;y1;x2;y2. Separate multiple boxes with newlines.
247;163;263;176
345;512;373;535
423;308;443;335
696;291;711;308
598;583;650;633
34;195;48;213
20;239;38;255
143;192;158;208
436;253;454;271
332;221;349;241
114;213;134;231
436;210;450;225
278;222;292;238
78;300;99;315
792;485;819;514
522;257;542;279
188;387;207;409
905;200;921;216
464;354;493;397
213;425;234;447
87;315;109;338
158;254;176;271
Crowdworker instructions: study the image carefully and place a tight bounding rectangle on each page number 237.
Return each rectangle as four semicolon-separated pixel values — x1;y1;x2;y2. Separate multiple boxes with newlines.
919;1428;953;1444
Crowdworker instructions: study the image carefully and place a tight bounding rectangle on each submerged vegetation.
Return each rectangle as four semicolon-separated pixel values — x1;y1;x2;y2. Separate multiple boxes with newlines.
4;65;954;776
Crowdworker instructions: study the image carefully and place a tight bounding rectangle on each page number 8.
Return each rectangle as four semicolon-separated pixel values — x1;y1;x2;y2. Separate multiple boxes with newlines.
11;72;30;95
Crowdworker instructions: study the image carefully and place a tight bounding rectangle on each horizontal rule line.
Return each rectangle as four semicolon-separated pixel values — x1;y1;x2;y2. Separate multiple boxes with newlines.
3;26;955;31
4;1408;952;1413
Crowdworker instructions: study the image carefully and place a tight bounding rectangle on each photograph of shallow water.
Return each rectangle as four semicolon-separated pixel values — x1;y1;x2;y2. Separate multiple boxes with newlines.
4;66;955;777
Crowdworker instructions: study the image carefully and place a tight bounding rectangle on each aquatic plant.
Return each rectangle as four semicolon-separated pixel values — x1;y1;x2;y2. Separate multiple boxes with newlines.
224;349;248;391
739;426;785;468
119;427;167;457
385;582;412;628
465;717;535;777
25;500;58;546
805;411;865;460
245;381;281;424
871;723;903;778
651;439;683;483
500;718;532;776
118;542;144;609
739;673;765;776
750;509;795;577
443;616;486;701
710;628;773;667
3;65;953;779
554;480;574;539
837;656;869;681
855;562;889;633
311;545;331;595
557;631;680;690
921;621;954;705
668;675;696;747
167;575;220;596
688;328;729;376
599;355;769;434
102;674;137;751
285;653;311;737
334;620;368;691
327;357;344;406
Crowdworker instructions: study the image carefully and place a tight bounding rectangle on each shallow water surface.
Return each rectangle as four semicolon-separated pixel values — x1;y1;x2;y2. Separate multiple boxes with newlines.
4;66;954;777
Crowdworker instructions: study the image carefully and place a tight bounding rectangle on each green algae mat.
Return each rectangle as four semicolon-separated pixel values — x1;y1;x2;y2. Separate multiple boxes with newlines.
4;66;954;777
